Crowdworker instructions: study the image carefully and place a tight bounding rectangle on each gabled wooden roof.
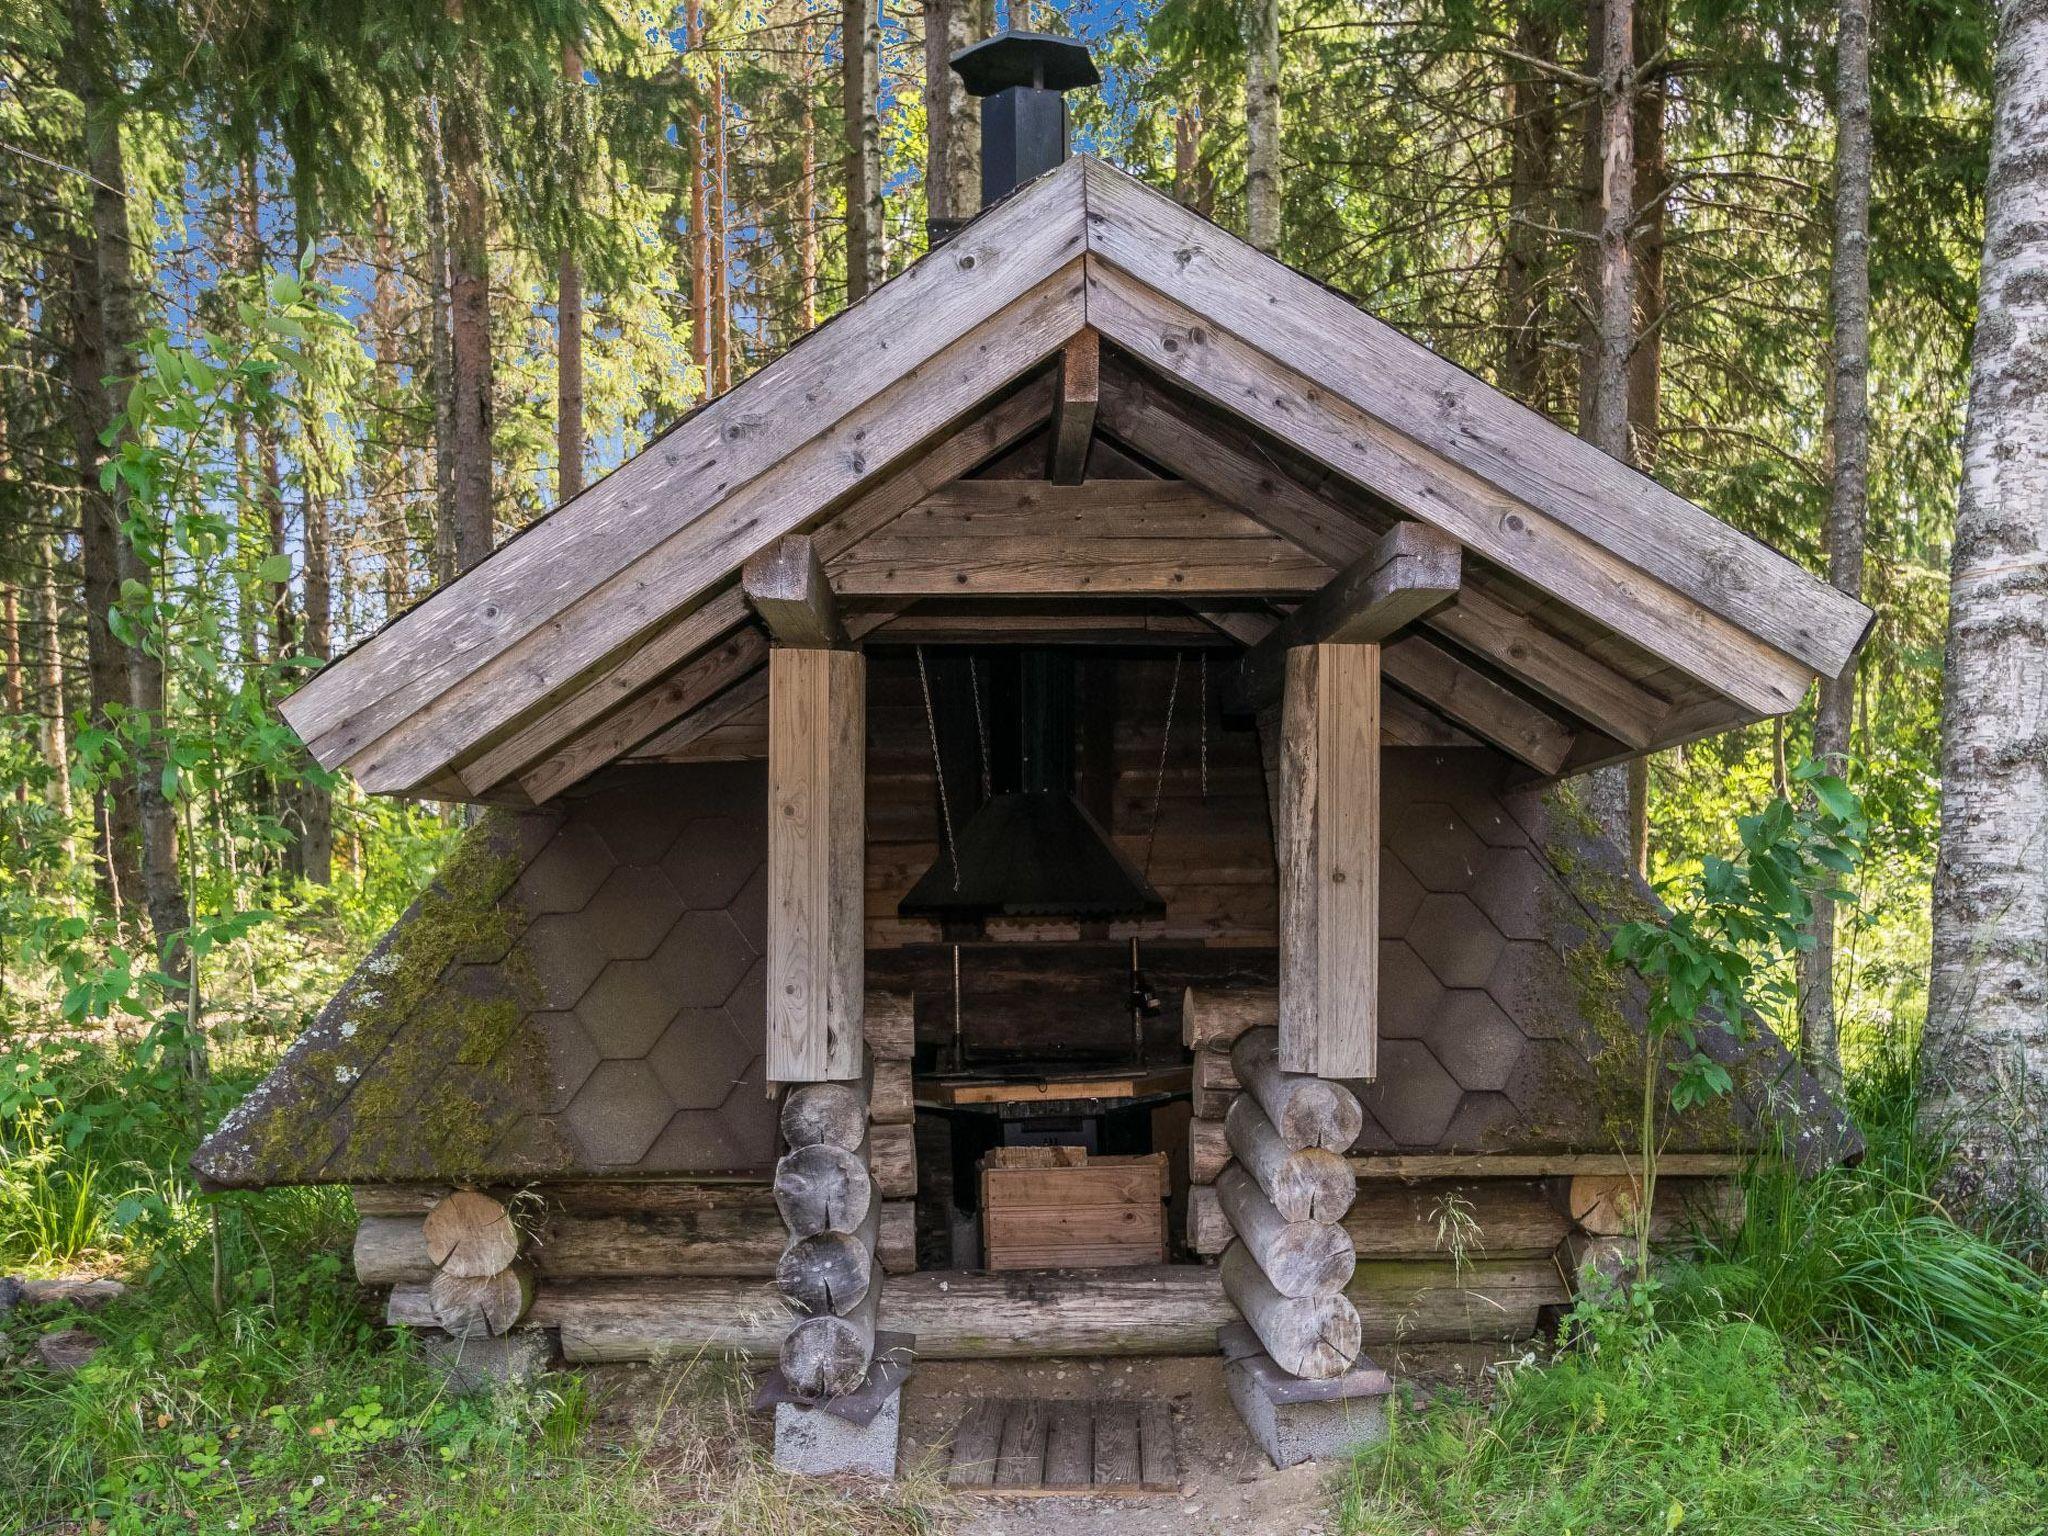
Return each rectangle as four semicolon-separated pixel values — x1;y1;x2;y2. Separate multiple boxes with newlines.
281;156;1872;805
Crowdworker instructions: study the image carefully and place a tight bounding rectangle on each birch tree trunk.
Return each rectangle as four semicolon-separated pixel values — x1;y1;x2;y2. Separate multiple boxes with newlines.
557;43;586;502
37;531;71;836
1800;0;1873;1098
1920;0;2048;1216
1245;0;1282;254
923;0;981;227
843;0;884;299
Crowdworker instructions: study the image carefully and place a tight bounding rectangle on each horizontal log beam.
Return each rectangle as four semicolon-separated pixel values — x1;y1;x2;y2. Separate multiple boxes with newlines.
830;481;1332;597
743;534;845;648
1230;524;1461;710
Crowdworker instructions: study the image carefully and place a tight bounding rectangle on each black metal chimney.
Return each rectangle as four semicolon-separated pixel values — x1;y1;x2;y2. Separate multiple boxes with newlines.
950;31;1099;209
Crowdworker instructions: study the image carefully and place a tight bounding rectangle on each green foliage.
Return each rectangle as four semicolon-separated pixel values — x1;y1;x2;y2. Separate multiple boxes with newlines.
1342;1068;2048;1536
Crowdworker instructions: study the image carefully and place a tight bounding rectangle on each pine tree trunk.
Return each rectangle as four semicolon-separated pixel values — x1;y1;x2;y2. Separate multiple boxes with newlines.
65;0;188;967
1577;0;1638;856
443;7;495;573
799;19;820;329
1800;0;1873;1098
1245;0;1282;254
421;101;459;588
369;197;412;618
37;532;72;835
712;61;731;395
1919;0;2048;1216
558;44;586;502
687;4;713;394
843;0;884;299
1500;5;1559;404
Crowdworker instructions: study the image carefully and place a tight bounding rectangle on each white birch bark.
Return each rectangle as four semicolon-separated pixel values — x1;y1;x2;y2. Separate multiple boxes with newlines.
1245;0;1282;254
1920;0;2048;1215
1799;0;1874;1097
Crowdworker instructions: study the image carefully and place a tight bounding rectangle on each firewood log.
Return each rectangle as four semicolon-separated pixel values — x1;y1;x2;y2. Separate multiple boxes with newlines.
779;1271;880;1399
1192;1049;1241;1119
421;1191;519;1278
773;1142;874;1237
1220;1241;1360;1380
1225;1095;1357;1223
1189;1116;1231;1184
427;1261;533;1338
868;1122;917;1198
863;991;915;1062
877;1200;916;1276
1215;1165;1355;1299
1230;1028;1363;1152
869;1056;914;1125
1182;987;1278;1052
779;1081;867;1152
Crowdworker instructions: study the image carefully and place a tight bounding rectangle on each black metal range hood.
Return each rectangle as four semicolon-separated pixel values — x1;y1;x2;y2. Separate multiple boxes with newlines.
899;651;1164;924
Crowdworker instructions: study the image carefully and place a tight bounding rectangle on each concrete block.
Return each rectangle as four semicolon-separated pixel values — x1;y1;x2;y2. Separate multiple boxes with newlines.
1220;1321;1392;1468
419;1328;554;1395
773;1389;902;1478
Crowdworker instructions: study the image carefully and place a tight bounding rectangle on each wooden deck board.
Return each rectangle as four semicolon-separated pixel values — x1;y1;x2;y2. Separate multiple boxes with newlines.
950;1397;1180;1495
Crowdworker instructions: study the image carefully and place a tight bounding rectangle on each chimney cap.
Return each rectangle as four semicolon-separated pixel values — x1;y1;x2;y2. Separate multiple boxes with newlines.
950;30;1099;98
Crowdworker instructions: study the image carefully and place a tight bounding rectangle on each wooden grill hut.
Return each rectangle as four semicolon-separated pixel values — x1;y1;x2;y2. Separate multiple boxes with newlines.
195;33;1871;1471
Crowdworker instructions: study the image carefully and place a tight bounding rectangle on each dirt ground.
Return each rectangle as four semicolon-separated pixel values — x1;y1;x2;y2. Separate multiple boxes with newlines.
894;1342;1512;1536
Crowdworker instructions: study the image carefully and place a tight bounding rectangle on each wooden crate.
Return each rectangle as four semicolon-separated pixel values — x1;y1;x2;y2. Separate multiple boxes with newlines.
980;1149;1169;1271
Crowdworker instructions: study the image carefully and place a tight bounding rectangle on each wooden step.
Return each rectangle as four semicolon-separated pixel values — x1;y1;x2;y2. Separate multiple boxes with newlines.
946;1397;1181;1494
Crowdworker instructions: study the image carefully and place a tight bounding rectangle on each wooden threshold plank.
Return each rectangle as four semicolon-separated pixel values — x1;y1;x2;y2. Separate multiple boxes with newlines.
948;1400;1004;1489
1090;1402;1142;1489
994;1398;1050;1489
1044;1402;1094;1488
1137;1401;1178;1491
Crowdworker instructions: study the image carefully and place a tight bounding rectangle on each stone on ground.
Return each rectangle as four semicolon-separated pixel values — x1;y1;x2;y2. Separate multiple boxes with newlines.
419;1327;553;1394
33;1328;102;1374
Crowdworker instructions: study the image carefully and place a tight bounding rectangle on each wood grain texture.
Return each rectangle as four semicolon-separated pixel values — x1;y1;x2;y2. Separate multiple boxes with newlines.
1234;1027;1366;1150
1083;255;1818;718
421;1191;518;1278
1220;1240;1362;1379
1381;636;1572;775
1183;987;1278;1051
1047;328;1100;484
779;1081;868;1151
285;161;1089;779
773;1142;874;1237
1079;161;1868;679
471;382;1055;795
1104;371;1670;749
1216;1163;1356;1298
743;534;844;648
1275;645;1380;1078
766;649;866;1082
829;480;1331;597
1225;1094;1357;1223
1233;524;1461;709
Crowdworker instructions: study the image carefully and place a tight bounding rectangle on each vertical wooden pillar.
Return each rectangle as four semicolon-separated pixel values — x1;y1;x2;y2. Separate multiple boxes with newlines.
1275;643;1379;1079
767;647;867;1082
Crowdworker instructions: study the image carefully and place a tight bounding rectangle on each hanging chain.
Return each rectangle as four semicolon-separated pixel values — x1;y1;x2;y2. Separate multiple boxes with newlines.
969;654;992;800
915;645;961;890
1144;650;1183;876
1199;650;1209;801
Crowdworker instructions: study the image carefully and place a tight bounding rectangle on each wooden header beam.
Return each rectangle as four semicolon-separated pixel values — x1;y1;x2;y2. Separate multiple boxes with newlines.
1231;524;1460;710
744;535;846;648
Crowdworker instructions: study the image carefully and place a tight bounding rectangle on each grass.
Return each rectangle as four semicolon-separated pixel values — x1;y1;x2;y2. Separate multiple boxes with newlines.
10;1026;2048;1535
1340;1054;2048;1536
0;1033;949;1536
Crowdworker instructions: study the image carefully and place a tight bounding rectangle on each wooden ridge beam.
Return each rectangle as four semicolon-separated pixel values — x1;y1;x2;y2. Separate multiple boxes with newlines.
1230;523;1461;710
1100;369;1670;751
1084;255;1816;720
743;535;845;648
829;480;1332;597
1047;329;1100;484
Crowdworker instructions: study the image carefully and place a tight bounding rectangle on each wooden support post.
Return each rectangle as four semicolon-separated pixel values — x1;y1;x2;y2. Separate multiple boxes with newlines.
767;648;866;1082
776;1076;881;1400
744;534;846;648
1231;524;1460;712
1047;329;1100;484
1275;644;1379;1079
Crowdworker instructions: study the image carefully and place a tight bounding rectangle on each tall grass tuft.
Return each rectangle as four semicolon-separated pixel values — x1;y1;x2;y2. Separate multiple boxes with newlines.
1342;1057;2048;1535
